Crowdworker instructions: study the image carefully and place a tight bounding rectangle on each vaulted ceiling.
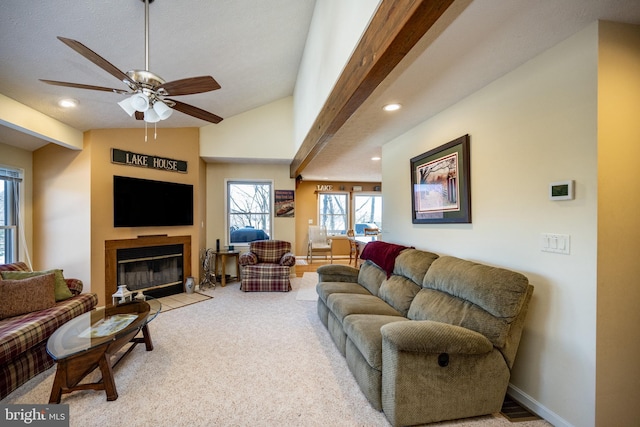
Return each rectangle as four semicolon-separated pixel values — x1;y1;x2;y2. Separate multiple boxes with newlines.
1;0;640;182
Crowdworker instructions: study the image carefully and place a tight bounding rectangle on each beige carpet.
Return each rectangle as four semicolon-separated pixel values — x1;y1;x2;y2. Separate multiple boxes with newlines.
3;277;551;427
295;272;318;301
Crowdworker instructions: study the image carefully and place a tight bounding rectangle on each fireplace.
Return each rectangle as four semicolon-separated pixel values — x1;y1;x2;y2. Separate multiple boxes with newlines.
105;235;191;304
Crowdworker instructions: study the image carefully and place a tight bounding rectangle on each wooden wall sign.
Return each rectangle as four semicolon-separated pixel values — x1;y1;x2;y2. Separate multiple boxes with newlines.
111;148;187;173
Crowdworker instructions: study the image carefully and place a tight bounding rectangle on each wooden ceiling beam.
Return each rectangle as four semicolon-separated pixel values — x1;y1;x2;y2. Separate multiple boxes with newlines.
290;0;455;179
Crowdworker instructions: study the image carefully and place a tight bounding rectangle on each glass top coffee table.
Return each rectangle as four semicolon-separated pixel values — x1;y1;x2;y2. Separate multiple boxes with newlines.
47;297;161;402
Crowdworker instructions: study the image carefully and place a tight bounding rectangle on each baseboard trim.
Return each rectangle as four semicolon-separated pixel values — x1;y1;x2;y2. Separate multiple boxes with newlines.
508;384;573;427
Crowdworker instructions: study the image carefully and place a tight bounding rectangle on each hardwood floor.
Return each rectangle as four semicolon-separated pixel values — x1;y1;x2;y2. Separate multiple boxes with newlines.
295;257;354;276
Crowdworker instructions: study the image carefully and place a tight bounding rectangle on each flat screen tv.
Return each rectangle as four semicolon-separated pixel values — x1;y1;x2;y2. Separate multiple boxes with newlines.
114;175;194;227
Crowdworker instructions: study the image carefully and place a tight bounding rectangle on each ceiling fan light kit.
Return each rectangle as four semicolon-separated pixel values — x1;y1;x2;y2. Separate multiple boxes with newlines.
40;0;223;128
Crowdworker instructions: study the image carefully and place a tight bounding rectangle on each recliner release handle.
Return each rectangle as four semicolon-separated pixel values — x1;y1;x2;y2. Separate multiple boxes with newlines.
438;353;449;367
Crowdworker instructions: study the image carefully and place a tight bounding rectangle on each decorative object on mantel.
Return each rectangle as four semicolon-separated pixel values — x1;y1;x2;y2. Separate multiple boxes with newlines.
410;134;471;224
111;148;187;173
112;285;133;305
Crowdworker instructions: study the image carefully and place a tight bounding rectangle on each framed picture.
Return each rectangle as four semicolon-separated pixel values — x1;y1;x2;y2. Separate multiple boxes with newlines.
275;190;295;217
410;134;471;224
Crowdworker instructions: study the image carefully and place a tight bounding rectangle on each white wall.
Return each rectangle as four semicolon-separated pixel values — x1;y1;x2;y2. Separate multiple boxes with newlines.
0;93;83;150
200;97;295;161
293;0;380;149
382;23;598;427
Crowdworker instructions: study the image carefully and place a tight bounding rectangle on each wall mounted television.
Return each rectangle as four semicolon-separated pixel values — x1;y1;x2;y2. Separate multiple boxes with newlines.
113;175;194;227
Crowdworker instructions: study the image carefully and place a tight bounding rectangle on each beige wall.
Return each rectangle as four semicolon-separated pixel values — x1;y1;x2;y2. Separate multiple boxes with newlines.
596;21;640;426
33;128;204;306
294;180;381;257
383;23;599;427
0;142;33;263
205;162;294;246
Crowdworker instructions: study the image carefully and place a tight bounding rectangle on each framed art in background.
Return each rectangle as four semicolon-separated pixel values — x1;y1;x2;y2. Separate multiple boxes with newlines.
410;134;471;224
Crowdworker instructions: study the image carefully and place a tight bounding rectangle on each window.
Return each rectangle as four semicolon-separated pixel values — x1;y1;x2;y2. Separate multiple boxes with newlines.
0;167;21;264
227;180;273;244
318;192;348;235
353;193;382;235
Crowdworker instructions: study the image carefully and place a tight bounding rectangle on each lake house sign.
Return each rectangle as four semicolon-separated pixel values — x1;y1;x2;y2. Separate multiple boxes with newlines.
111;148;187;173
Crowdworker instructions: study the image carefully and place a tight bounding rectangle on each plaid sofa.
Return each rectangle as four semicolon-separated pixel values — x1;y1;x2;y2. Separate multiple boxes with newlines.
238;240;295;292
0;262;98;400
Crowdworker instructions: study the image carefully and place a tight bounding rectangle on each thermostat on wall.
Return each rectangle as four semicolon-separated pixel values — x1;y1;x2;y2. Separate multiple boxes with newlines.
549;180;574;201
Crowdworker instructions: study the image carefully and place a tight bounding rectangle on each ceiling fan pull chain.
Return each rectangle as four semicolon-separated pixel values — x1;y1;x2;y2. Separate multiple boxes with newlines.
145;122;148;142
154;122;157;140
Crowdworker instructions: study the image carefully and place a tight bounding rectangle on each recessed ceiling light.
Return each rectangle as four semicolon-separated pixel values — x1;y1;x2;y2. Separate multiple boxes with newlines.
58;98;78;108
382;103;401;112
371;156;381;161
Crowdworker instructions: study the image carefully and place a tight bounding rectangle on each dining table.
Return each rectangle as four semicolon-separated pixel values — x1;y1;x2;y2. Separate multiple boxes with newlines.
348;235;379;267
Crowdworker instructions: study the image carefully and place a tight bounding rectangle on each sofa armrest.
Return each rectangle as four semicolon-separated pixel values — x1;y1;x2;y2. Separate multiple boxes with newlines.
239;252;258;266
381;320;493;355
280;252;296;267
317;264;359;283
65;278;83;296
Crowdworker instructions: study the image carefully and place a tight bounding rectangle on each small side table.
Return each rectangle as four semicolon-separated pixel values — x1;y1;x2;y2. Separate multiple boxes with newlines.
214;251;240;287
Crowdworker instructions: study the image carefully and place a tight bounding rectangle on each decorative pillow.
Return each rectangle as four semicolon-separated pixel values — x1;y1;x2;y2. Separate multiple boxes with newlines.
0;273;56;319
0;269;73;301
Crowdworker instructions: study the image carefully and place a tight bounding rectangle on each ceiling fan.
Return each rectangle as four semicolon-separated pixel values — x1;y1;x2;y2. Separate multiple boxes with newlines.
40;0;223;124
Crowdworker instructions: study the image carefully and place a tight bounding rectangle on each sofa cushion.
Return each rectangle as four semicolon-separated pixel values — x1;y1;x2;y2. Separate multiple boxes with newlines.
0;274;56;319
360;241;411;278
0;292;98;366
422;256;530;320
327;294;402;324
316;282;371;304
409;256;532;348
343;314;408;370
378;276;421;317
393;249;439;285
357;261;387;296
408;289;511;347
1;269;73;302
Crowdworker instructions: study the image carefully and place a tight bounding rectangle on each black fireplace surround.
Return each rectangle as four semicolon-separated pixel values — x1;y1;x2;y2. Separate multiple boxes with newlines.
116;244;184;298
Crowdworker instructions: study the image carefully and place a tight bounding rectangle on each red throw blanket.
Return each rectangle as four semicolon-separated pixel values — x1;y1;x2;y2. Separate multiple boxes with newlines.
360;241;411;278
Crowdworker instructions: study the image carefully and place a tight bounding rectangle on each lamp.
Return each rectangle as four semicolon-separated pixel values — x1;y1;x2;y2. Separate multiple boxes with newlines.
118;93;150;116
130;93;149;112
144;107;161;123
119;93;175;124
153;100;173;120
118;97;137;116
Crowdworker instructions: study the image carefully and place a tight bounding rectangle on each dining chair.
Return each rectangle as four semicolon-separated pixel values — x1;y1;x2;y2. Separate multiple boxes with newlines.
307;225;333;264
347;229;358;266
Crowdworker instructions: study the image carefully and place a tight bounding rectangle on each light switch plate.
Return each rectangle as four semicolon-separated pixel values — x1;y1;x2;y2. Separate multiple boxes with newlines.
541;233;570;254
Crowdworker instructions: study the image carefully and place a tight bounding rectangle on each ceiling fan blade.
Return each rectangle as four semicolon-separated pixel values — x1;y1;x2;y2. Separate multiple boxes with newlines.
167;99;223;124
57;36;138;87
135;112;144;120
158;76;221;96
39;79;129;94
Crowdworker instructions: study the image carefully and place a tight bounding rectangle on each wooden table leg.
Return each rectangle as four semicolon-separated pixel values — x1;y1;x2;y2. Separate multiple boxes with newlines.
99;354;118;401
221;255;227;286
234;253;240;281
49;364;66;404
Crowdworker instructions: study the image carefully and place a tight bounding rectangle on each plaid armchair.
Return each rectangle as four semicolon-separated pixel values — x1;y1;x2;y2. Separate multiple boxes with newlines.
238;240;295;292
